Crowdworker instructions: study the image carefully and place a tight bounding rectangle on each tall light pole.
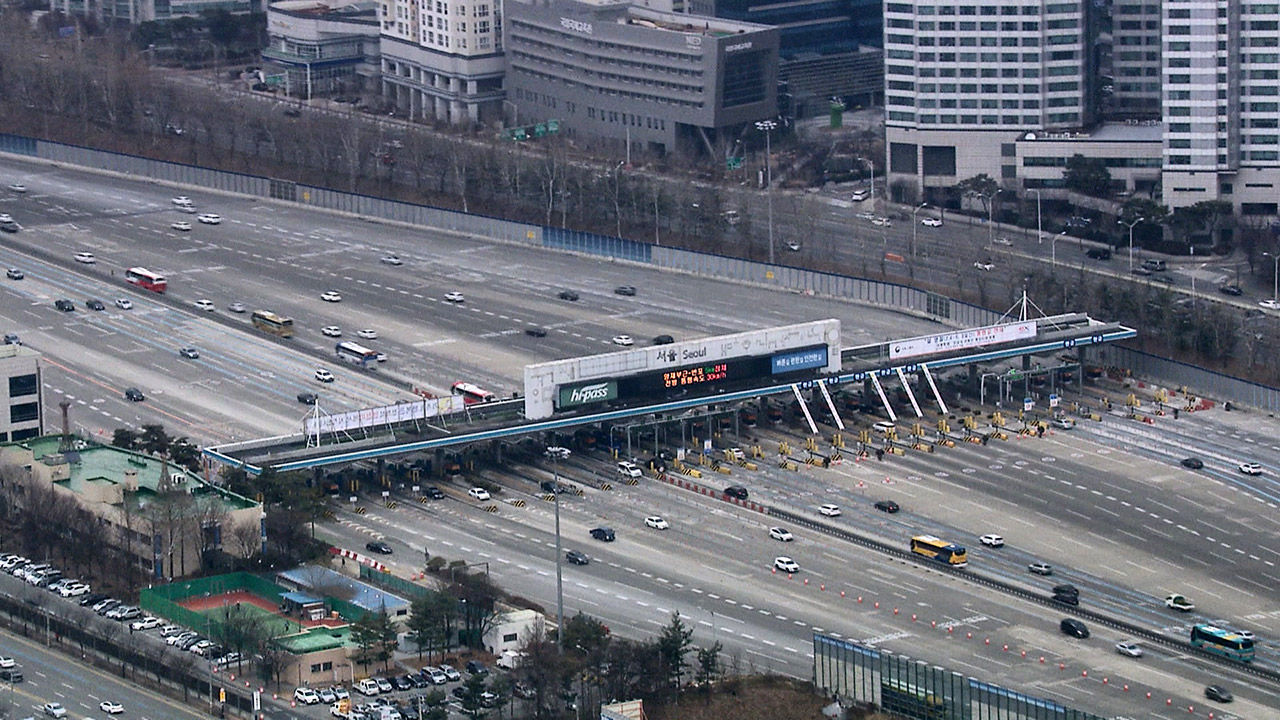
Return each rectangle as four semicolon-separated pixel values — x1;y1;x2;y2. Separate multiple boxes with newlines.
1030;189;1043;244
1119;216;1145;272
911;202;929;257
755;120;777;264
1266;252;1280;302
986;189;1001;247
546;446;570;652
1053;230;1066;268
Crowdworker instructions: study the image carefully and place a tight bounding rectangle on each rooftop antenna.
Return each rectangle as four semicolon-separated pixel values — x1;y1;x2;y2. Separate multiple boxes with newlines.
58;400;73;453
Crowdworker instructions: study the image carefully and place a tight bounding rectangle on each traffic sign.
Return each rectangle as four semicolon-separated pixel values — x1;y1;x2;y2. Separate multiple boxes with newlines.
1049;394;1059;408
1023;397;1034;411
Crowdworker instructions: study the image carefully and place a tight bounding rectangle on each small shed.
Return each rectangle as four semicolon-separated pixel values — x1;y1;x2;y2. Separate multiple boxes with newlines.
281;591;327;621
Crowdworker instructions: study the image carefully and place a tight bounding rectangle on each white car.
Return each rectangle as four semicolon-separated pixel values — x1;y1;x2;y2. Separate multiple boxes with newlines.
855;211;876;220
320;291;343;303
617;461;643;478
773;556;800;573
1115;641;1144;658
785;241;802;252
294;687;320;705
99;701;125;714
43;702;67;718
426;667;448;685
228;302;246;313
872;217;892;227
197;213;222;224
980;534;1004;547
115;298;133;310
0;656;14;668
0;213;11;223
8;183;27;193
644;516;669;530
357;329;378;339
468;487;491;501
60;583;90;597
612;335;634;346
769;527;794;542
194;299;215;311
74;252;96;264
315;369;335;383
1239;462;1263;475
322;326;342;337
1165;593;1195;611
973;261;994;271
1259;299;1280;310
130;616;162;630
921;217;943;227
819;504;841;517
380;254;403;265
993;237;1013;246
171;221;192;231
444;291;465;303
171;196;192;206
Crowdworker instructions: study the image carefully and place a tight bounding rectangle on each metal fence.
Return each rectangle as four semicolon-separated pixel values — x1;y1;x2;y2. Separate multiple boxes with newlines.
814;634;1106;720
7;131;1279;411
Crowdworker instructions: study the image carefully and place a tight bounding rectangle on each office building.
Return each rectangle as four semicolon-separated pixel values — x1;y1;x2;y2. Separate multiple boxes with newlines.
48;0;263;24
504;0;779;157
378;0;506;124
263;0;382;99
882;0;1095;201
0;343;41;444
1108;1;1162;119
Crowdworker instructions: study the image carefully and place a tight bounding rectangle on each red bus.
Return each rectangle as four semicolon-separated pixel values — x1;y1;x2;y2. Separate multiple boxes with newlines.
125;267;167;293
452;382;496;404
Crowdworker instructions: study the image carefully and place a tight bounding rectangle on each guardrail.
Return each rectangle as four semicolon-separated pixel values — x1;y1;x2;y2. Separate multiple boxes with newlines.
766;506;1280;685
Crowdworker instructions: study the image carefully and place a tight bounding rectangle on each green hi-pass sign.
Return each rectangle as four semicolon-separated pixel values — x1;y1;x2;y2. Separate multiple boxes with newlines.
558;380;618;408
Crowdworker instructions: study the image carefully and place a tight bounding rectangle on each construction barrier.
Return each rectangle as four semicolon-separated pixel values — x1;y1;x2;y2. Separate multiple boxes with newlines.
484;505;498;513
508;499;527;508
353;507;367;515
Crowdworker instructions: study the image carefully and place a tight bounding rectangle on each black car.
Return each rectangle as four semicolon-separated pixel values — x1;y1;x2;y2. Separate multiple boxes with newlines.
85;299;105;311
54;299;75;312
0;222;19;234
724;485;749;500
525;327;548;337
1204;685;1233;703
1181;457;1204;469
1084;248;1112;260
365;541;393;555
1220;285;1244;296
451;686;469;700
465;660;488;676
407;674;430;689
614;285;637;296
0;668;23;682
1052;584;1080;606
565;549;589;565
424;486;445;499
541;480;570;494
283;107;302;118
557;290;580;301
393;675;414;691
652;335;675;345
297;392;318;405
874;500;900;513
79;592;110;607
1060;618;1089;638
589;527;615;542
124;387;145;402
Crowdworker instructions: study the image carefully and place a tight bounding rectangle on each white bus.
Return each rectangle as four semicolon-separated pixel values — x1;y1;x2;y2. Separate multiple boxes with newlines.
335;342;379;368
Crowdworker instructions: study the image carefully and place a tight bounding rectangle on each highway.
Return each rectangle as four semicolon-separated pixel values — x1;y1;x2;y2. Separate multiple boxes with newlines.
0;627;212;720
2;157;1278;718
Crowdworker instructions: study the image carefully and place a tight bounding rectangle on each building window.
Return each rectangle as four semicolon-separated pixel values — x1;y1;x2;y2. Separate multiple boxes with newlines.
9;402;38;424
8;374;36;397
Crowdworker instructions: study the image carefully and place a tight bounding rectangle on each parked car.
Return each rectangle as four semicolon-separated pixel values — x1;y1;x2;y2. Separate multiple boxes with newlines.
465;660;488;676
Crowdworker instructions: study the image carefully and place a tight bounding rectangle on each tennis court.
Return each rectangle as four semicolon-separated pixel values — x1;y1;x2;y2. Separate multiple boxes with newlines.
178;590;304;639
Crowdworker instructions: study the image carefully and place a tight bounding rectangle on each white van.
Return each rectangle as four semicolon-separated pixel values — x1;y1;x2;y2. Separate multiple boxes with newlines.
355;678;380;696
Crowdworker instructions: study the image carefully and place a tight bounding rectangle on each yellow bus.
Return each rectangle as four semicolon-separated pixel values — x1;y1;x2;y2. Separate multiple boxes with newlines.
910;535;968;567
251;310;294;338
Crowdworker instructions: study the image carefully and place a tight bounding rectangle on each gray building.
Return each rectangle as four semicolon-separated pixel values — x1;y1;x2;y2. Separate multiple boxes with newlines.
263;0;382;99
503;0;779;157
49;0;263;24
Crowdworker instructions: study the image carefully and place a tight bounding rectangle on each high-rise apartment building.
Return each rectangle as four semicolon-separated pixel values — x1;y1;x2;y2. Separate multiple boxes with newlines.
1109;1;1162;118
882;0;1094;200
1159;0;1280;215
378;0;506;124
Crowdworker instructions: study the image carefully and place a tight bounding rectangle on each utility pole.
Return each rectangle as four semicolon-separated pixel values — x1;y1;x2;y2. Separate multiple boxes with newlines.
755;120;777;264
546;446;570;652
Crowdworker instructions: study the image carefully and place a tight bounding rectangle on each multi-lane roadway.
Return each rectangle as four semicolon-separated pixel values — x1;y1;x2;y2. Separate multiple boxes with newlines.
2;157;1278;718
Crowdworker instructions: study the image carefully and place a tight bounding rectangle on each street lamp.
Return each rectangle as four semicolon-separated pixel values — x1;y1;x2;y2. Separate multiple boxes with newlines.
986;189;1001;247
1030;189;1043;244
1119;216;1145;272
1265;252;1280;302
911;203;930;257
1053;230;1066;268
755;120;777;264
546;445;571;652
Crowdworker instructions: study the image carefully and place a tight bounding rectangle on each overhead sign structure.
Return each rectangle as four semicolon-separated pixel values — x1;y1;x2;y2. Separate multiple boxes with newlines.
303;396;464;437
890;320;1038;360
523;319;842;420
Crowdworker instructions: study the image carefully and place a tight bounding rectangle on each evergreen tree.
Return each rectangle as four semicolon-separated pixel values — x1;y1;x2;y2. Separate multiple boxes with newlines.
655;611;694;692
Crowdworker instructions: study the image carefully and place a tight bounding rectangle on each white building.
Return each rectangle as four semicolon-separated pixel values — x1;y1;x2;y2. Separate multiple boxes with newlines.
0;343;42;444
882;0;1094;200
378;0;506;124
1160;0;1280;217
1108;1;1162;119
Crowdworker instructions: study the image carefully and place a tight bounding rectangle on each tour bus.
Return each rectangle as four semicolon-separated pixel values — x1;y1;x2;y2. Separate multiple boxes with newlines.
910;535;969;567
452;382;496;404
124;267;167;293
335;341;379;368
1190;624;1255;662
250;310;294;338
